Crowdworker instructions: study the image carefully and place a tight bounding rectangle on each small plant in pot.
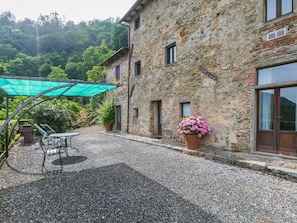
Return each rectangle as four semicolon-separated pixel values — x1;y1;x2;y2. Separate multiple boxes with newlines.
98;97;115;131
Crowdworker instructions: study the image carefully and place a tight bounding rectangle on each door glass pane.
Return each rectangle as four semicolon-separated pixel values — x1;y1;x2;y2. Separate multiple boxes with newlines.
282;0;293;15
280;87;297;131
259;89;274;130
266;0;276;21
116;106;121;122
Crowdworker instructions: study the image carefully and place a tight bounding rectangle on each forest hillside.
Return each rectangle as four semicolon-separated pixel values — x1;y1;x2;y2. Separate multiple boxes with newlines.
0;11;128;81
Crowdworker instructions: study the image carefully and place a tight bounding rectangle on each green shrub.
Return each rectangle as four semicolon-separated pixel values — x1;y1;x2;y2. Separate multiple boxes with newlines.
0;120;20;153
29;99;82;132
98;97;115;126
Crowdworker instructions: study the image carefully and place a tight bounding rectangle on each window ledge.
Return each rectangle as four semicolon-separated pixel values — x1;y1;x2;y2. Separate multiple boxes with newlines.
165;62;178;67
259;13;297;32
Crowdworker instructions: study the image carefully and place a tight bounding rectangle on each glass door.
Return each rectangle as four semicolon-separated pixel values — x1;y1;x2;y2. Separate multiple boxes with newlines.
257;87;297;156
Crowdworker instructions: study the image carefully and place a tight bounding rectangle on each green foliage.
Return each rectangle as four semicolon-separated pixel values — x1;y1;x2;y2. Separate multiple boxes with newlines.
29;99;82;132
98;97;115;126
82;43;114;71
0;96;30;120
7;53;40;77
0;120;20;153
47;66;68;79
111;24;128;50
0;44;18;61
85;94;104;116
86;65;106;82
0;12;127;80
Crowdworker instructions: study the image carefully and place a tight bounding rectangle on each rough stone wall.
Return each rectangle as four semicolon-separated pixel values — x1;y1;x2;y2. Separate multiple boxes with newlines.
124;0;297;151
105;54;129;132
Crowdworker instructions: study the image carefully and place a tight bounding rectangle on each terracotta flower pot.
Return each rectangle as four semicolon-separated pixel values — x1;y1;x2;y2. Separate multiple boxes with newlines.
104;124;113;131
184;134;201;150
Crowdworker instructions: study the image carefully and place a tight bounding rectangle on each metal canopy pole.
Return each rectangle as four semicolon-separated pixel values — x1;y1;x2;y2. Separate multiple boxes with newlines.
5;95;8;157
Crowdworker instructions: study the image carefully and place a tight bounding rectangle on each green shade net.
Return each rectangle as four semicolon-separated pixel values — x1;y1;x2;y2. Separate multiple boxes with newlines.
0;76;118;97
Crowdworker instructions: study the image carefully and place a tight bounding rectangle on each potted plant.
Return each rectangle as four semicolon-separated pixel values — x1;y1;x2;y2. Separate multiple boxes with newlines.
177;115;211;150
98;97;115;131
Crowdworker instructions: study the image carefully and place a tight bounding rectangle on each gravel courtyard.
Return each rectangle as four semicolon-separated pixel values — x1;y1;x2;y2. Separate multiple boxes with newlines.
0;125;297;222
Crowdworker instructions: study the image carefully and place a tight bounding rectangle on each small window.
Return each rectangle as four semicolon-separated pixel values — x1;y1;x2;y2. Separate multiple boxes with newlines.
135;61;141;76
165;43;177;65
265;0;293;21
181;102;190;118
133;108;139;118
134;16;140;30
115;65;120;81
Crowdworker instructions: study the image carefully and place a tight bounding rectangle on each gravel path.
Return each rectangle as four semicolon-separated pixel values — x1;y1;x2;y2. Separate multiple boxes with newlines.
0;125;297;222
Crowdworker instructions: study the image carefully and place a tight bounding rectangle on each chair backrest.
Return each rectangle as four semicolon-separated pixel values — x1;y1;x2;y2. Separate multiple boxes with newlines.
34;123;48;136
40;124;56;134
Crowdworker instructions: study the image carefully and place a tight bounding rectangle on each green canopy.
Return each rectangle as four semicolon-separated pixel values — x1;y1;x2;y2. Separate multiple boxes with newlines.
0;76;119;155
0;76;118;97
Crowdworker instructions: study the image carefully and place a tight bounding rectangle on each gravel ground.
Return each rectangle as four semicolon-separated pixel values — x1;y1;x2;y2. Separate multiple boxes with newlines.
0;125;297;222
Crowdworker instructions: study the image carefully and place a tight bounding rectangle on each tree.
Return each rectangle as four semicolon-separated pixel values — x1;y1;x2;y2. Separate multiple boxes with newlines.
82;43;114;71
47;66;68;79
7;53;39;76
110;23;128;50
39;58;53;77
0;44;18;61
65;61;87;80
86;65;105;82
0;12;121;81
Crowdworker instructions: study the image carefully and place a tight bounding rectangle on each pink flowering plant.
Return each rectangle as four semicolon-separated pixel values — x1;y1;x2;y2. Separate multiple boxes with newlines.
177;116;211;138
29;99;81;132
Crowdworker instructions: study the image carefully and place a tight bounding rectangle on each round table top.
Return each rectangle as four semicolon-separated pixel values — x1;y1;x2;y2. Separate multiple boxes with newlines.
50;132;80;137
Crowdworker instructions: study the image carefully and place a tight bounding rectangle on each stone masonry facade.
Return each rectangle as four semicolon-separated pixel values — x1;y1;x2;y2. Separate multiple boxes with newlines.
104;48;129;131
105;0;297;153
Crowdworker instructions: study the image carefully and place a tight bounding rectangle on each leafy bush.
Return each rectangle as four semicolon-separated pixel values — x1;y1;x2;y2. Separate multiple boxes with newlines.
0;96;30;120
0;120;20;153
29;99;82;132
98;97;115;126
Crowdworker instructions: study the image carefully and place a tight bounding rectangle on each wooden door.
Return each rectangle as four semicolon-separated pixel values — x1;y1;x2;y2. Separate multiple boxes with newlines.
152;100;162;138
115;106;121;130
257;87;297;156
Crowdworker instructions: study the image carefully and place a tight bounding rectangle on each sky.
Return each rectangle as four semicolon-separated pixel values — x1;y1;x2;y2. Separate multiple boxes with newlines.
0;0;136;23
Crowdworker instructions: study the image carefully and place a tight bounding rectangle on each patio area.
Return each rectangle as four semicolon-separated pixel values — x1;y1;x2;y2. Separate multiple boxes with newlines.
0;125;221;222
1;125;297;222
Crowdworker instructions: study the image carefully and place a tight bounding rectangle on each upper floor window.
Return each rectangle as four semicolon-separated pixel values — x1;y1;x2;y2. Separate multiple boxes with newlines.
134;16;140;30
165;43;177;65
115;65;120;81
265;0;293;21
135;60;141;76
181;102;190;118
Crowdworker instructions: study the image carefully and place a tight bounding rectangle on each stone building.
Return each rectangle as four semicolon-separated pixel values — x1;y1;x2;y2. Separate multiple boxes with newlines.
100;47;129;131
104;0;297;157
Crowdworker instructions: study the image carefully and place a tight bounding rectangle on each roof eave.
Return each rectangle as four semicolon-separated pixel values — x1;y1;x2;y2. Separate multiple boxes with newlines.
99;47;129;67
120;0;150;23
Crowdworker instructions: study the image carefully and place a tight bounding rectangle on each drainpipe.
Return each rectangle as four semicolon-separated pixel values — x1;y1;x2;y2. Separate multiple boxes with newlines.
120;21;131;133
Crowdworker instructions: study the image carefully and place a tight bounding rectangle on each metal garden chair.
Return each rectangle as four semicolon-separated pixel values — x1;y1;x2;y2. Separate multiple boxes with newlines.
39;138;63;171
34;124;64;170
